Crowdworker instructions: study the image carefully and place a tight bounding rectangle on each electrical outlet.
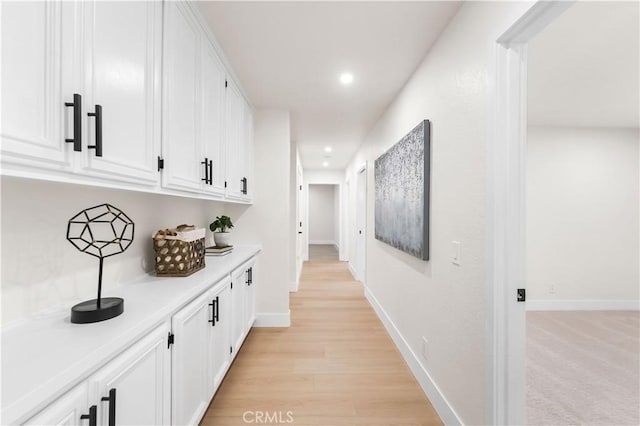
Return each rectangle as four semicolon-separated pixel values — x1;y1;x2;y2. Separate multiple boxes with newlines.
549;283;557;294
422;337;429;360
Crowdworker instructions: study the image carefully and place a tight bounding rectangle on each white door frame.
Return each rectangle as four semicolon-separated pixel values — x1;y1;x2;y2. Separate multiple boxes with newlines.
354;164;367;283
486;2;573;425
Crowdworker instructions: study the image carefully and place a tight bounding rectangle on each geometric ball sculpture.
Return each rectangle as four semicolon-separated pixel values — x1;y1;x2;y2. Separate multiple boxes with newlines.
66;203;135;324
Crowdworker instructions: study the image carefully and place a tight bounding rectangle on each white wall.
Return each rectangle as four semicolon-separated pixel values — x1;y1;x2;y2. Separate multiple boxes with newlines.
225;109;291;326
308;184;336;244
1;177;223;326
526;126;639;303
344;2;535;424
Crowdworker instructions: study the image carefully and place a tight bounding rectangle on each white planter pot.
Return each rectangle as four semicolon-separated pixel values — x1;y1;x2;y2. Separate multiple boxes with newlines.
213;232;231;247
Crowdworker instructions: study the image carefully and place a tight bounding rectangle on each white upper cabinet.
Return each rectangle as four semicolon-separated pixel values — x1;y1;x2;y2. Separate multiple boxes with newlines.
1;1;161;186
1;1;74;171
200;38;227;197
224;78;245;201
1;0;253;202
80;0;162;185
161;1;203;193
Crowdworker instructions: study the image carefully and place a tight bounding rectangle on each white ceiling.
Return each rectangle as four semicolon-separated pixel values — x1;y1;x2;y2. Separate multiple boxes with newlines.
528;1;639;129
198;1;462;169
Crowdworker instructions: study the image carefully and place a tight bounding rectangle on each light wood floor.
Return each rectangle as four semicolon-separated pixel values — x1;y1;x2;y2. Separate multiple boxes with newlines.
201;260;442;425
308;244;339;261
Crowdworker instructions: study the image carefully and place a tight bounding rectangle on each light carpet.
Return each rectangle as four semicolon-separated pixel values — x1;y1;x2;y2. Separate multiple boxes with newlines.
527;310;639;425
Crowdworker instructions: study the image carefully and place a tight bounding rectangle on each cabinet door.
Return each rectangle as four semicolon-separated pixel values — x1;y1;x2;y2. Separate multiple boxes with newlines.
245;261;257;331
80;1;162;185
208;278;232;394
23;383;89;426
224;78;244;200
241;100;255;202
90;323;170;426
162;2;203;192
201;40;227;197
230;265;246;357
171;290;212;426
0;1;75;171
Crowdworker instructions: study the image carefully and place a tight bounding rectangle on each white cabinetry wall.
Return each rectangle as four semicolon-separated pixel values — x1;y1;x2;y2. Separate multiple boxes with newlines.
0;1;162;186
16;252;259;426
1;0;254;204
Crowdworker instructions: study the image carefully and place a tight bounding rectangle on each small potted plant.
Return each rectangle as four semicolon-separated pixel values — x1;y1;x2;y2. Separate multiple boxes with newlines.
209;215;234;247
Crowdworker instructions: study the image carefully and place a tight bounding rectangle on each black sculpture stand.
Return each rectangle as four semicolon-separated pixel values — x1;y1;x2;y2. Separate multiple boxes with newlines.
66;204;135;324
71;297;124;324
70;257;125;324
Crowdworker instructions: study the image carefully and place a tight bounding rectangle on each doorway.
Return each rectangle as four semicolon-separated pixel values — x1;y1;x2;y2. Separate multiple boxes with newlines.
308;184;340;261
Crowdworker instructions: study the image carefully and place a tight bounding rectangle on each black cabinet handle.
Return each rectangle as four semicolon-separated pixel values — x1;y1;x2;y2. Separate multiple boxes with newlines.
65;94;82;152
201;158;209;184
249;267;253;285
214;296;219;322
208;297;218;327
87;105;103;157
101;388;116;426
208;160;213;185
80;405;97;426
240;177;247;194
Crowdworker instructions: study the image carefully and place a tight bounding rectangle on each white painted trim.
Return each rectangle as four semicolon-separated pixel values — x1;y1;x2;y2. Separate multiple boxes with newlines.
309;240;337;245
289;281;299;293
253;311;291;327
527;300;640;311
365;288;463;426
487;2;576;425
348;262;358;282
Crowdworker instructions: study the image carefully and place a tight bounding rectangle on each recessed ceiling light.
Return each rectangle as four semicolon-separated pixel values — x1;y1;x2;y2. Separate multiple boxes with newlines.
322;161;329;167
339;72;353;85
324;146;332;153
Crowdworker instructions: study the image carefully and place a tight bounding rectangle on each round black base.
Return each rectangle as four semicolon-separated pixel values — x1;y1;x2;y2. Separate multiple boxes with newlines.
70;297;124;324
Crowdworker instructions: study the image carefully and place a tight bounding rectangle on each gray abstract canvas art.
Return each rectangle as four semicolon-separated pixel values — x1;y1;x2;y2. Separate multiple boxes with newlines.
374;120;430;260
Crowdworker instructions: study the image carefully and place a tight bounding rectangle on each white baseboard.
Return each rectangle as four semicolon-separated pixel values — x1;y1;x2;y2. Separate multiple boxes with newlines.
364;288;463;425
254;311;291;327
527;299;640;311
309;240;336;245
290;280;299;292
348;262;357;281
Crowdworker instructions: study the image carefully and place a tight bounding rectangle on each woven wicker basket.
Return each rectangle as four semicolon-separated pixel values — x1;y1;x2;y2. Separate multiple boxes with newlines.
153;230;205;277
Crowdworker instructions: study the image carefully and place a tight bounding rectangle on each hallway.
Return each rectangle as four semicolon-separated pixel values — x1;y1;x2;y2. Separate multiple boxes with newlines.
201;260;442;425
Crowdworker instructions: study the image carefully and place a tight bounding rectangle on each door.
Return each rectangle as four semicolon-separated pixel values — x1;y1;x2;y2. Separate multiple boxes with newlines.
1;1;75;171
161;1;203;192
201;38;227;197
90;323;170;426
355;166;367;283
23;383;89;426
230;265;246;357
296;166;305;281
209;279;231;393
171;290;211;425
81;0;161;185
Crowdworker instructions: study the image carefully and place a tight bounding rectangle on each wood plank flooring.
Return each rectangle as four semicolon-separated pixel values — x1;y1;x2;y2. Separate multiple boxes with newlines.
201;260;442;425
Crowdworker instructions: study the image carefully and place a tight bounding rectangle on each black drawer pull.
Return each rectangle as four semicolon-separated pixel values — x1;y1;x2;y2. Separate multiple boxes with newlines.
100;388;116;426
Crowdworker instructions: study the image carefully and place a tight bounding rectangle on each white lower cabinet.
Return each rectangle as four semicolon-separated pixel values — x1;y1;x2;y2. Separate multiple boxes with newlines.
20;255;258;426
90;323;171;426
24;323;170;426
24;383;89;426
171;275;232;426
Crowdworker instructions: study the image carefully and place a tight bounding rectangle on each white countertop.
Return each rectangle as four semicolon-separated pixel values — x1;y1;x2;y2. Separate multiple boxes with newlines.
1;245;261;425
